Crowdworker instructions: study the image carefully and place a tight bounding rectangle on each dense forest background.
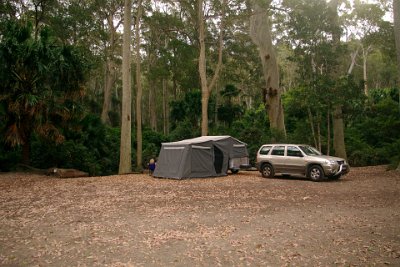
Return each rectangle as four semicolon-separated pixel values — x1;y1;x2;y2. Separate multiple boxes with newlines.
1;0;399;175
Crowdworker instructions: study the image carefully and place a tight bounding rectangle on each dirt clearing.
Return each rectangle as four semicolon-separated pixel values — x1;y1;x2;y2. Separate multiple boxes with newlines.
1;166;399;266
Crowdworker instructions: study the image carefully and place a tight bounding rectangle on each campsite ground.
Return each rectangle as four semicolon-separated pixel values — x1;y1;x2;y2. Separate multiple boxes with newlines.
1;166;399;266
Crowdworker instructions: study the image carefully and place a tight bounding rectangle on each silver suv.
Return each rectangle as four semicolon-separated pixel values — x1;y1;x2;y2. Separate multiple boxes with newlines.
256;144;350;181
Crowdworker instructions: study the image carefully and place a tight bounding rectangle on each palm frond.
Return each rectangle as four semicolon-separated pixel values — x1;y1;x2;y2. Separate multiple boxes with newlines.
5;123;24;146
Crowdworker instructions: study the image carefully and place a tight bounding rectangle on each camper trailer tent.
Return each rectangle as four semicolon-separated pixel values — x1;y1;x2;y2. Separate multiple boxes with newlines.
153;136;249;179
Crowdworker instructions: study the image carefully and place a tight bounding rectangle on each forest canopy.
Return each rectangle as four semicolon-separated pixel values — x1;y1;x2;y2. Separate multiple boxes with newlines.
0;0;399;175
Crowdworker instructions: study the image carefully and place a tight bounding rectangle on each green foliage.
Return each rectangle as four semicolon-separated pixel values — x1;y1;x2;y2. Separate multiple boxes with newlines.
228;105;271;164
0;146;20;172
26;115;168;175
31;115;120;175
169;89;217;137
345;91;400;166
217;105;243;127
141;128;169;169
217;84;243;127
0;18;89;163
345;128;380;166
283;73;364;153
170;90;202;127
169;119;201;142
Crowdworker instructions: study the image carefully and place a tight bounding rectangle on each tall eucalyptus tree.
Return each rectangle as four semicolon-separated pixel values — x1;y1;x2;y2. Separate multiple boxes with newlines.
329;0;347;160
198;0;226;136
119;0;132;174
135;0;144;170
97;0;124;125
394;0;400;172
249;0;286;138
394;0;400;116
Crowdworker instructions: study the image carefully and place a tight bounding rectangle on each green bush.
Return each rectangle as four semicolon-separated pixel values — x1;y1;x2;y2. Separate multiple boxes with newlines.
0;146;20;172
141;127;169;169
30;115;120;176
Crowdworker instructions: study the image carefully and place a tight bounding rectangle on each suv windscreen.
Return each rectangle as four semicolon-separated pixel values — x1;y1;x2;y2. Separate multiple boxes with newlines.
299;145;322;156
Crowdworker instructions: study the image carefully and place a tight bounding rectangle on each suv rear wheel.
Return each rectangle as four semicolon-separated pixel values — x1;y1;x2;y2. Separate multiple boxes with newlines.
261;163;275;178
308;165;324;181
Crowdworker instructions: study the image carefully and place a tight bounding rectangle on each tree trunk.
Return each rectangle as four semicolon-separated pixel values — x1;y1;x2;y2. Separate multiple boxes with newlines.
198;0;225;136
162;78;169;135
361;44;372;96
332;105;347;159
101;13;119;125
118;0;132;174
101;60;116;125
307;107;317;149
215;84;219;127
146;49;156;130
135;0;143;170
329;0;347;160
362;47;368;95
198;0;208;135
394;0;400;116
348;47;359;75
149;85;157;131
249;1;286;137
394;0;400;170
317;113;321;152
327;109;331;156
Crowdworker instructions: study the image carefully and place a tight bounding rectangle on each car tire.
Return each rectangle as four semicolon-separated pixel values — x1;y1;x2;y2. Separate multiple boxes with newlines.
261;163;275;178
308;165;324;182
231;169;239;174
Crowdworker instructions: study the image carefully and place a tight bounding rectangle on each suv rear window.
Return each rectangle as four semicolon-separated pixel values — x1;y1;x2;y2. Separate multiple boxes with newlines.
271;146;285;156
259;146;272;155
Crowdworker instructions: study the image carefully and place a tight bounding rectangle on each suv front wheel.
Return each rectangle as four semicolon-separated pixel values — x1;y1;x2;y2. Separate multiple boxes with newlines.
308;165;324;181
261;163;275;178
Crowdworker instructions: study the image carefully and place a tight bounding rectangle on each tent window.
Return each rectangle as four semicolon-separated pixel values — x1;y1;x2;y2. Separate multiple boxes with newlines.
233;144;245;147
192;145;211;150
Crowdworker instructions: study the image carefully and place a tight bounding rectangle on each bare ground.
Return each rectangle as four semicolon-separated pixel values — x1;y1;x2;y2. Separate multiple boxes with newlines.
0;166;399;266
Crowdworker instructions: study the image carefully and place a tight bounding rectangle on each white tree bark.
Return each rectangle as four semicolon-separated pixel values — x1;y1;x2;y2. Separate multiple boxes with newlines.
249;1;286;136
361;44;372;96
135;0;143;170
119;0;132;174
101;11;122;125
198;0;225;136
101;60;116;124
394;0;400;115
330;0;347;160
348;46;359;75
394;0;400;170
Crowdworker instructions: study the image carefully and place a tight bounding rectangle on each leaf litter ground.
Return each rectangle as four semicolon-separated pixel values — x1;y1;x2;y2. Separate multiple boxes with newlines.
1;166;399;266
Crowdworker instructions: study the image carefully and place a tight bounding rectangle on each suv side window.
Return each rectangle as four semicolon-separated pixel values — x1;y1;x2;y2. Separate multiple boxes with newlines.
259;146;272;155
287;146;303;157
271;146;285;156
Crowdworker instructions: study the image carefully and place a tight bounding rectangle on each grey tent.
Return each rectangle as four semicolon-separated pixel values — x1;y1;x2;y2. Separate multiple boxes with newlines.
153;136;249;179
